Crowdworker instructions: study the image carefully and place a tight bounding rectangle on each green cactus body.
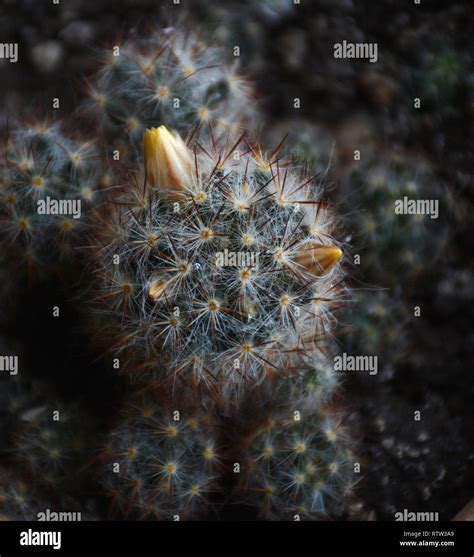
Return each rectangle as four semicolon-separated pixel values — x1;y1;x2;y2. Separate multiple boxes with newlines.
99;389;221;520
235;377;355;520
344;154;448;286
10;394;93;491
83;25;256;169
0;468;53;521
0;120;98;275
87;130;346;402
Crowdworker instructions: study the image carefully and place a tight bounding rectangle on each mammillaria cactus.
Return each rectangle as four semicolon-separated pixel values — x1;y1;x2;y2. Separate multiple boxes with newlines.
99;387;221;520
83;24;256;170
87;125;346;403
10;393;94;492
0;351;94;491
334;153;450;378
0;468;52;521
233;369;355;520
0;15;359;524
0;465;99;521
0;350;99;511
342;153;448;286
0;119;98;276
0;371;30;452
81;38;352;515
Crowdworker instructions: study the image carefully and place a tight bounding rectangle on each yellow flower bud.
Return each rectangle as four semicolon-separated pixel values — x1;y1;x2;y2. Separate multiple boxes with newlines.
148;275;175;301
294;242;342;276
143;126;194;193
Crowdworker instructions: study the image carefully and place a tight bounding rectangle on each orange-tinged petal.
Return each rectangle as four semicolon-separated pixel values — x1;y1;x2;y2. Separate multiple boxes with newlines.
294;243;342;276
144;126;194;192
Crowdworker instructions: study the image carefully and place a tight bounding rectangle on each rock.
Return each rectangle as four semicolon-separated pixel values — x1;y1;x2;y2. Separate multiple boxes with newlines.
358;70;398;107
59;21;96;45
30;40;63;73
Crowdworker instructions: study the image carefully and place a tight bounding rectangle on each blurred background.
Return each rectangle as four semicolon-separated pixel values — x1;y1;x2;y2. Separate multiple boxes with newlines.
1;0;473;520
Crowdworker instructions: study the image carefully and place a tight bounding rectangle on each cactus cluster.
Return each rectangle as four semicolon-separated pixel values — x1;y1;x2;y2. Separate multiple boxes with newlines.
1;22;355;521
88;125;346;404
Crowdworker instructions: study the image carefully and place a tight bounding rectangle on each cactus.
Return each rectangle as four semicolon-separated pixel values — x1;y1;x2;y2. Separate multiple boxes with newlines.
86;126;346;402
0;468;53;521
344;290;408;376
0;334;103;516
0;118;98;277
99;387;221;520
0;466;100;521
8;386;94;492
0;18;357;523
12;397;93;489
418;47;464;110
0;372;32;453
233;369;355;520
343;153;448;287
329;153;449;376
82;24;257;170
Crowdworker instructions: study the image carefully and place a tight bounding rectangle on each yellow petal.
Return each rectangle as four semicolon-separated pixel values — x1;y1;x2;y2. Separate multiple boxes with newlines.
294;242;342;276
144;126;194;193
148;276;174;301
